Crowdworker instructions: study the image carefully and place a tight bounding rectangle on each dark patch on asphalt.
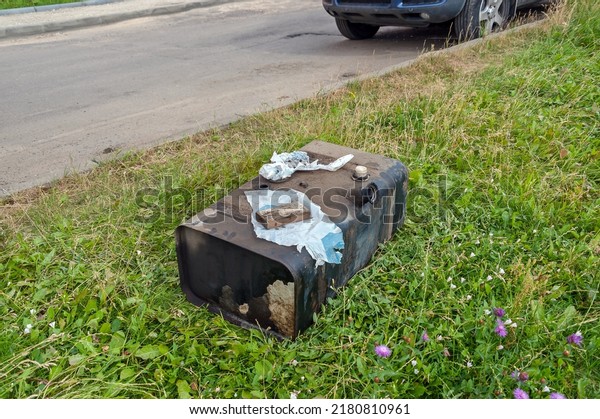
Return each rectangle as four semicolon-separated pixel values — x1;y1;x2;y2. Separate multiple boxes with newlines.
284;32;333;39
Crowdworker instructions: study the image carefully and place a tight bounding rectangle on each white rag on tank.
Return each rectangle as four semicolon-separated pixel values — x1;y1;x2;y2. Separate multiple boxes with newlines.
259;151;353;182
244;189;344;267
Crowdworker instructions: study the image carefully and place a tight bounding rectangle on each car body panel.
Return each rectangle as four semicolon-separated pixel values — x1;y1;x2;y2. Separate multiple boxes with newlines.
322;0;546;28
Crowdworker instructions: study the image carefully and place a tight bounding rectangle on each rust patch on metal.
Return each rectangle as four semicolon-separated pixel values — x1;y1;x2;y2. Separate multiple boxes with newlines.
267;280;295;337
238;303;249;315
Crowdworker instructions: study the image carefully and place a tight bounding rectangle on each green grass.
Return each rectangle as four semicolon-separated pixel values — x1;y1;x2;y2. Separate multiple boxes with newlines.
1;0;598;399
0;0;81;10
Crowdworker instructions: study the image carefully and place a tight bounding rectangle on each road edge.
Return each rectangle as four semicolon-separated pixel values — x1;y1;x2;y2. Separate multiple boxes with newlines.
0;0;237;39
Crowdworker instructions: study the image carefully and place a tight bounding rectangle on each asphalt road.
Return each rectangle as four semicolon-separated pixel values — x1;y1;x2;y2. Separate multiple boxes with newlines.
0;0;454;197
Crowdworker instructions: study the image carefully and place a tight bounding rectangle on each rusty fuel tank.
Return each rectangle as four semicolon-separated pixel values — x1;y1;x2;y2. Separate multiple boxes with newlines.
175;141;408;338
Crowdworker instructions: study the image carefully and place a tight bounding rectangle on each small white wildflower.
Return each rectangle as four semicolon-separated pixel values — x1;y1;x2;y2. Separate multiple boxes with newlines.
543;386;550;393
470;252;476;258
499;268;505;275
489;232;494;237
414;369;419;375
29;309;36;315
49;321;56;328
466;295;472;301
475;239;480;245
576;330;582;337
447;277;453;282
301;376;305;381
533;229;538;234
504;319;513;326
450;283;457;289
291;359;298;367
214;387;220;393
466;361;473;368
487;275;493;281
136;250;142;255
437;335;443;341
24;324;33;334
420;272;425;277
497;345;504;350
510;323;518;328
411;360;417;367
461;277;466;283
484;309;492;316
290;391;298;399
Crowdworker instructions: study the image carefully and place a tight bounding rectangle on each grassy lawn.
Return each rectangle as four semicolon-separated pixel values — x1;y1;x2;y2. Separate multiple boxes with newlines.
0;0;598;399
0;0;80;10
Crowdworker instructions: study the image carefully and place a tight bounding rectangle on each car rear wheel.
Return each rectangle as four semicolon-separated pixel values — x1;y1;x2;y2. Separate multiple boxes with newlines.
335;18;380;40
454;0;514;40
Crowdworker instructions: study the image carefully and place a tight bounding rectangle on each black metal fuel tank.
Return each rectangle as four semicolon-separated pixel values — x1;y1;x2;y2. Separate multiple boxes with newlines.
175;141;408;338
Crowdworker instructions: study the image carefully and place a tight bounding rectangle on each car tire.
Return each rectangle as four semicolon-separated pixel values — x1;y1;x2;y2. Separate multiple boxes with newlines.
454;0;514;40
335;18;380;40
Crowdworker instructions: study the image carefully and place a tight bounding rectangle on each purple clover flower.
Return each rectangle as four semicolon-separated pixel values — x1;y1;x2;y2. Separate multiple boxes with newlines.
374;344;392;358
493;307;506;317
567;331;583;346
495;319;507;338
513;388;529;399
550;392;566;399
422;331;430;342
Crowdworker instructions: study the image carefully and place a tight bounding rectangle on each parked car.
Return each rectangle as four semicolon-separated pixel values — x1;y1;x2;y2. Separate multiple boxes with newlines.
322;0;550;40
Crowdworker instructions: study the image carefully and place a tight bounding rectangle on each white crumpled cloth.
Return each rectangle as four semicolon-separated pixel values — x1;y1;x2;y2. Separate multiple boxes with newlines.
259;151;353;182
244;189;344;267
